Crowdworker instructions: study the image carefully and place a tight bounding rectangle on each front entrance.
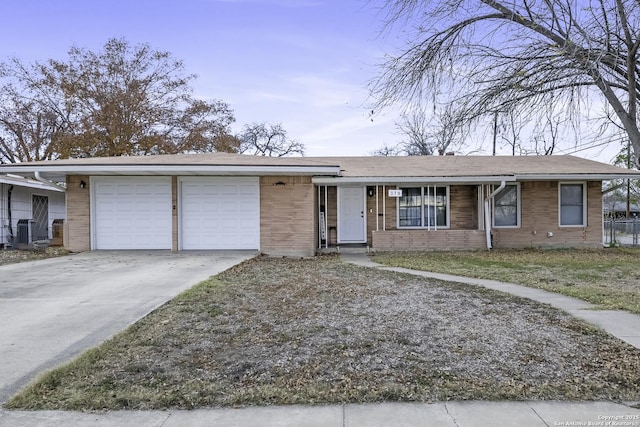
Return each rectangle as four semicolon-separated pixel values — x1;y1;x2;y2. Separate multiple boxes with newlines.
338;187;366;243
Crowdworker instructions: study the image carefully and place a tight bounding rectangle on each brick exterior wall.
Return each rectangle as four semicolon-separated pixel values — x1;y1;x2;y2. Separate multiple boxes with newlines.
372;229;486;250
64;175;91;252
450;185;478;230
261;176;316;257
322;181;603;251
492;181;603;248
63;176;603;255
368;185;484;250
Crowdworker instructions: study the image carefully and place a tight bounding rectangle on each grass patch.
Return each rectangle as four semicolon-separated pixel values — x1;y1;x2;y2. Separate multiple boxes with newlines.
0;247;70;266
6;255;640;410
372;248;640;314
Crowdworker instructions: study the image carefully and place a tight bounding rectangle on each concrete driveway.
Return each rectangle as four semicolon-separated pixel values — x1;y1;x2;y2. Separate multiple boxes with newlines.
0;250;256;403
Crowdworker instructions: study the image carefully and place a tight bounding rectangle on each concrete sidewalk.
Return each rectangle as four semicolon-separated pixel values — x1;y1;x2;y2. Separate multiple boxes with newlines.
341;252;640;350
2;401;640;426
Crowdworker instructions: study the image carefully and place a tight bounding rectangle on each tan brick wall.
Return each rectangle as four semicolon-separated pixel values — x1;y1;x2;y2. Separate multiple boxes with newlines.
372;229;485;251
64;175;91;252
322;185;479;248
450;185;478;230
493;181;603;248
374;185;477;232
261;176;315;257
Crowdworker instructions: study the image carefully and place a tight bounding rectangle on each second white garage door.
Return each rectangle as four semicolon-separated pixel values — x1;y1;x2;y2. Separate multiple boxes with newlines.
180;177;260;250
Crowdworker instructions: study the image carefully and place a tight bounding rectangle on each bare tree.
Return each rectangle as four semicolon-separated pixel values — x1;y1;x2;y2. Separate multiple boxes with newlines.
395;109;433;154
0;38;237;161
375;105;465;155
372;0;640;166
529;108;570;156
239;123;305;157
372;142;404;156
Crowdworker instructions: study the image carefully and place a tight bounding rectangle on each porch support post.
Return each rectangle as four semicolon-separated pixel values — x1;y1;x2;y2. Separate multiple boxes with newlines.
433;185;437;231
317;185;321;250
375;185;379;231
324;185;328;248
382;185;386;231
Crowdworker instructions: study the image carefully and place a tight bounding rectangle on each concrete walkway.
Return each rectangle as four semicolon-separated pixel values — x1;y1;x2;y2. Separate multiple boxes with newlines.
341;252;640;350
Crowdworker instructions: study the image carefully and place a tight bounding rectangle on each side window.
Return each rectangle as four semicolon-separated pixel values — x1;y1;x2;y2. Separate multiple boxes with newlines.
559;183;586;226
493;184;519;227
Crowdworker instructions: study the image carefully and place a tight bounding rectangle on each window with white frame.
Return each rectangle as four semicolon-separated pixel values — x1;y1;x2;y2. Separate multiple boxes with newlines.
493;184;520;227
559;183;586;226
398;186;448;228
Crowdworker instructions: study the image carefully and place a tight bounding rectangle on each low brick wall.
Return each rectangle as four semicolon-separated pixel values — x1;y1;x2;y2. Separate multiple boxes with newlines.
372;229;486;251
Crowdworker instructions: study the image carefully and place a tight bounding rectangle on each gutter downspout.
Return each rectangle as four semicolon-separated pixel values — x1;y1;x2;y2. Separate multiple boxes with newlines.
34;171;66;192
484;181;506;250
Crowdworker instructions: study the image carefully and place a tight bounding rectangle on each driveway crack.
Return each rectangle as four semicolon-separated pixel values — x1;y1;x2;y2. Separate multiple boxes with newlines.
444;403;460;427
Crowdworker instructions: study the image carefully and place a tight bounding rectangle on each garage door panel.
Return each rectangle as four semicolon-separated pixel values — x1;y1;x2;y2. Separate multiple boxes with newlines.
93;177;172;250
180;177;259;250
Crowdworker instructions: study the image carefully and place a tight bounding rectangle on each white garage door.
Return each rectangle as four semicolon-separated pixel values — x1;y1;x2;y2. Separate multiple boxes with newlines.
93;177;172;250
180;177;260;250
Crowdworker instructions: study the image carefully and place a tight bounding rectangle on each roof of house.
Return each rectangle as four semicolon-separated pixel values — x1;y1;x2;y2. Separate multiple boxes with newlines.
313;155;640;182
0;174;65;192
1;152;639;184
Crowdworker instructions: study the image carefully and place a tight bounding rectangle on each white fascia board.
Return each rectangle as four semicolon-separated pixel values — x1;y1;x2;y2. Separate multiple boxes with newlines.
0;164;341;176
312;176;517;185
0;175;66;192
515;174;640;181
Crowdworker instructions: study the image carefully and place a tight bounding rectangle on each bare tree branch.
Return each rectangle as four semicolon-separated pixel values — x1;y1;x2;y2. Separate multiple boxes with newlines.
372;0;640;166
239;123;305;157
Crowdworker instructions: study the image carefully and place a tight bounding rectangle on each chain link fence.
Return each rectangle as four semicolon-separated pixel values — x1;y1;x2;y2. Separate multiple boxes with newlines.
604;215;639;247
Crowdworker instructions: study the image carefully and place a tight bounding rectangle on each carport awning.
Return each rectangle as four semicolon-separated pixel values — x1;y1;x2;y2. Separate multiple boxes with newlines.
1;164;342;182
0;153;342;182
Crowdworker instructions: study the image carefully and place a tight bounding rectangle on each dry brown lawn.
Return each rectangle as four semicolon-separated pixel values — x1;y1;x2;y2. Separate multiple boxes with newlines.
372;248;640;313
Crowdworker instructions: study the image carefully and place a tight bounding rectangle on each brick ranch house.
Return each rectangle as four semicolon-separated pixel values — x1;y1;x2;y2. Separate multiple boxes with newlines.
1;153;639;256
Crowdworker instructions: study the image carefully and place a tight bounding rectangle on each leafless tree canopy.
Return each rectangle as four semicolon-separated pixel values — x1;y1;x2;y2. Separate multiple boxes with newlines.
372;0;640;165
0;38;237;162
376;106;465;155
239;123;305;157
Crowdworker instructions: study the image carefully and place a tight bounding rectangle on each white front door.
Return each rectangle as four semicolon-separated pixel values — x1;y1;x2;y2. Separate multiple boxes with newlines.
338;187;366;243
